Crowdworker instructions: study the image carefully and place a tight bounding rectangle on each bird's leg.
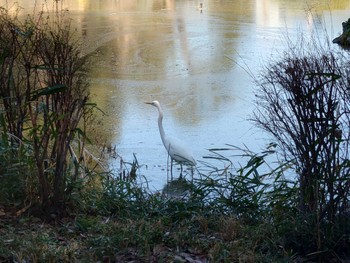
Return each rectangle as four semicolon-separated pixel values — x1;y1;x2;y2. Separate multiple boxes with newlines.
170;159;173;181
166;154;170;183
179;163;183;180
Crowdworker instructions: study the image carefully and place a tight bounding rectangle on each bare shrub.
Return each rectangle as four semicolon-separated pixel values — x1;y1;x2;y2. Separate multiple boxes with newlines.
253;39;350;253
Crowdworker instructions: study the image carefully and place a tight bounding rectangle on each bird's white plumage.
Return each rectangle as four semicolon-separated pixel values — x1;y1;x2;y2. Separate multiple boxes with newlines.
146;100;196;174
163;135;196;165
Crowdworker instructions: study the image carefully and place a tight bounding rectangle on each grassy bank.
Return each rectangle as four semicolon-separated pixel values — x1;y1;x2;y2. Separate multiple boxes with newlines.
0;204;282;262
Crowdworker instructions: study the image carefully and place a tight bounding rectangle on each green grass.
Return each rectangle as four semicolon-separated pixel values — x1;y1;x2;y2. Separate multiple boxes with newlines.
0;143;348;262
0;155;292;263
1;142;349;262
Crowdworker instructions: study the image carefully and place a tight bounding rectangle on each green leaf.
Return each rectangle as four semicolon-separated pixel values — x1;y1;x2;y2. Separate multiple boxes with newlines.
31;84;66;100
74;127;92;144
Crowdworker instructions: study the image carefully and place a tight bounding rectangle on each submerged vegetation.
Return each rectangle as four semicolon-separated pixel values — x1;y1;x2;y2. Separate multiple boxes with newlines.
0;4;350;263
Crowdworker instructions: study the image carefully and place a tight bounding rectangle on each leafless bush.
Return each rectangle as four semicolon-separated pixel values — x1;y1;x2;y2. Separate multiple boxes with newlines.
253;39;350;251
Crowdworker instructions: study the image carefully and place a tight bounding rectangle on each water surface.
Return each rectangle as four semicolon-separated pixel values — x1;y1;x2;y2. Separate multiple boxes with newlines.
3;0;350;190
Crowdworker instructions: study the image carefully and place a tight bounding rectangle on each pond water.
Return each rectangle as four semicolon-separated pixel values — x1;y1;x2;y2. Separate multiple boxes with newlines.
3;0;350;190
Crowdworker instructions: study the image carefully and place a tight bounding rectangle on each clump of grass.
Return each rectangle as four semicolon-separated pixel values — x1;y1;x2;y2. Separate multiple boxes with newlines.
0;143;294;262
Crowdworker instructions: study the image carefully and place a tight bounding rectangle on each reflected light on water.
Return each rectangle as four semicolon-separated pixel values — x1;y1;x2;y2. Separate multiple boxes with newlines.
255;0;281;27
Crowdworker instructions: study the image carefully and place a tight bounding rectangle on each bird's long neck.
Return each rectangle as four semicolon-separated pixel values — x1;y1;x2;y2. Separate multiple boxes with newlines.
157;108;167;146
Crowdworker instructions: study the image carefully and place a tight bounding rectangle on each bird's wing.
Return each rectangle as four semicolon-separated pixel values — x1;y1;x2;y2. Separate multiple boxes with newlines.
164;136;196;166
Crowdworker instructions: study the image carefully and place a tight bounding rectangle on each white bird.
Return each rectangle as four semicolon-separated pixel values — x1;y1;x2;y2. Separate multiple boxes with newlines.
146;100;196;179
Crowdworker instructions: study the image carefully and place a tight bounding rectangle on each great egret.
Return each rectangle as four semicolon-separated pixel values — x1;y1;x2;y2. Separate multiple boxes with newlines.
146;100;196;179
